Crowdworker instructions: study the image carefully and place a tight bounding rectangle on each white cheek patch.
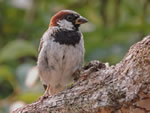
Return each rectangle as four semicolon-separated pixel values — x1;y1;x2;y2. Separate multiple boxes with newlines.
57;19;74;30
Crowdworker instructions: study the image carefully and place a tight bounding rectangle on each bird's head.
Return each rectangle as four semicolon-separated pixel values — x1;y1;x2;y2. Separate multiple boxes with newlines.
49;10;88;31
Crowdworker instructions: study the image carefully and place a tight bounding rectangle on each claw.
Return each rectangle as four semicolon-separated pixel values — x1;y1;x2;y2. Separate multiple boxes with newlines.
37;84;51;101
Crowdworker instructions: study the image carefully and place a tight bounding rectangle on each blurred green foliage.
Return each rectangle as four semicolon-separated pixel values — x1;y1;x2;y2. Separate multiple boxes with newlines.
0;0;150;112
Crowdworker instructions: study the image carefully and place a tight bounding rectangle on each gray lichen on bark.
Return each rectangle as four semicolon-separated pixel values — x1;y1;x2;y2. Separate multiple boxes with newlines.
14;36;150;113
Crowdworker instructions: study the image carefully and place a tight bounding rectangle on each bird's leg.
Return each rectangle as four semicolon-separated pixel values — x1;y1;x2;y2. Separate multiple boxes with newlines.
43;85;51;97
37;84;51;101
43;84;51;97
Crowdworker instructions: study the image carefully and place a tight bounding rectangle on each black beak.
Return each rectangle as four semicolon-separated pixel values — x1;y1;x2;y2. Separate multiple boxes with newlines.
75;16;88;24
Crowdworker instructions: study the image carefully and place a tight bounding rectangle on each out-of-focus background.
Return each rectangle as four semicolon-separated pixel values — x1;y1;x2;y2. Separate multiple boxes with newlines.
0;0;150;112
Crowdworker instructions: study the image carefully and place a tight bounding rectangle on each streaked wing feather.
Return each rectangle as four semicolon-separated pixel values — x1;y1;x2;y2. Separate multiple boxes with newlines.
38;38;43;53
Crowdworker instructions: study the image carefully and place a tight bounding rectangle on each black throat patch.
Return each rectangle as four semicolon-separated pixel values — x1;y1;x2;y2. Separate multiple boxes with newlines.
53;29;81;46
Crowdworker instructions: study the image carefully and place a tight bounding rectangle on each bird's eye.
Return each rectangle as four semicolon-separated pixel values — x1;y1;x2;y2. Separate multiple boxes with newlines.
67;15;74;21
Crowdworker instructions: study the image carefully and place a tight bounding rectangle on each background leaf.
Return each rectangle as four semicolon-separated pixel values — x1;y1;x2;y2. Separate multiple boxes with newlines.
0;40;37;63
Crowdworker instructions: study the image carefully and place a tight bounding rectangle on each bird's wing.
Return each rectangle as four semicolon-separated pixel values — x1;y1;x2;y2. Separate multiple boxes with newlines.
38;38;43;53
38;29;51;53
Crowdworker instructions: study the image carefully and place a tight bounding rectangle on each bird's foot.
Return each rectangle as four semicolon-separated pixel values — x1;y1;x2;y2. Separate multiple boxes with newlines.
37;85;51;101
37;93;50;102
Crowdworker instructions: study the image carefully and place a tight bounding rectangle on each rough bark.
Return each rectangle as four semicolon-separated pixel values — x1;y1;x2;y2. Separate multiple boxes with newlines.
13;35;150;113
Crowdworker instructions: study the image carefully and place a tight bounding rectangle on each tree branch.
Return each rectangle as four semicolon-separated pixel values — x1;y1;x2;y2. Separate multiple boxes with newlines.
13;35;150;113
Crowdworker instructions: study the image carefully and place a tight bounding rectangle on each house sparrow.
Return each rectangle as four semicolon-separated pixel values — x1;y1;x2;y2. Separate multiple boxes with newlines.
37;10;88;96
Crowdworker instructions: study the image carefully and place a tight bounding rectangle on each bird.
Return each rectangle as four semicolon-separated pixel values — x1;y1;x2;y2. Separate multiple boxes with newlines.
37;10;88;96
